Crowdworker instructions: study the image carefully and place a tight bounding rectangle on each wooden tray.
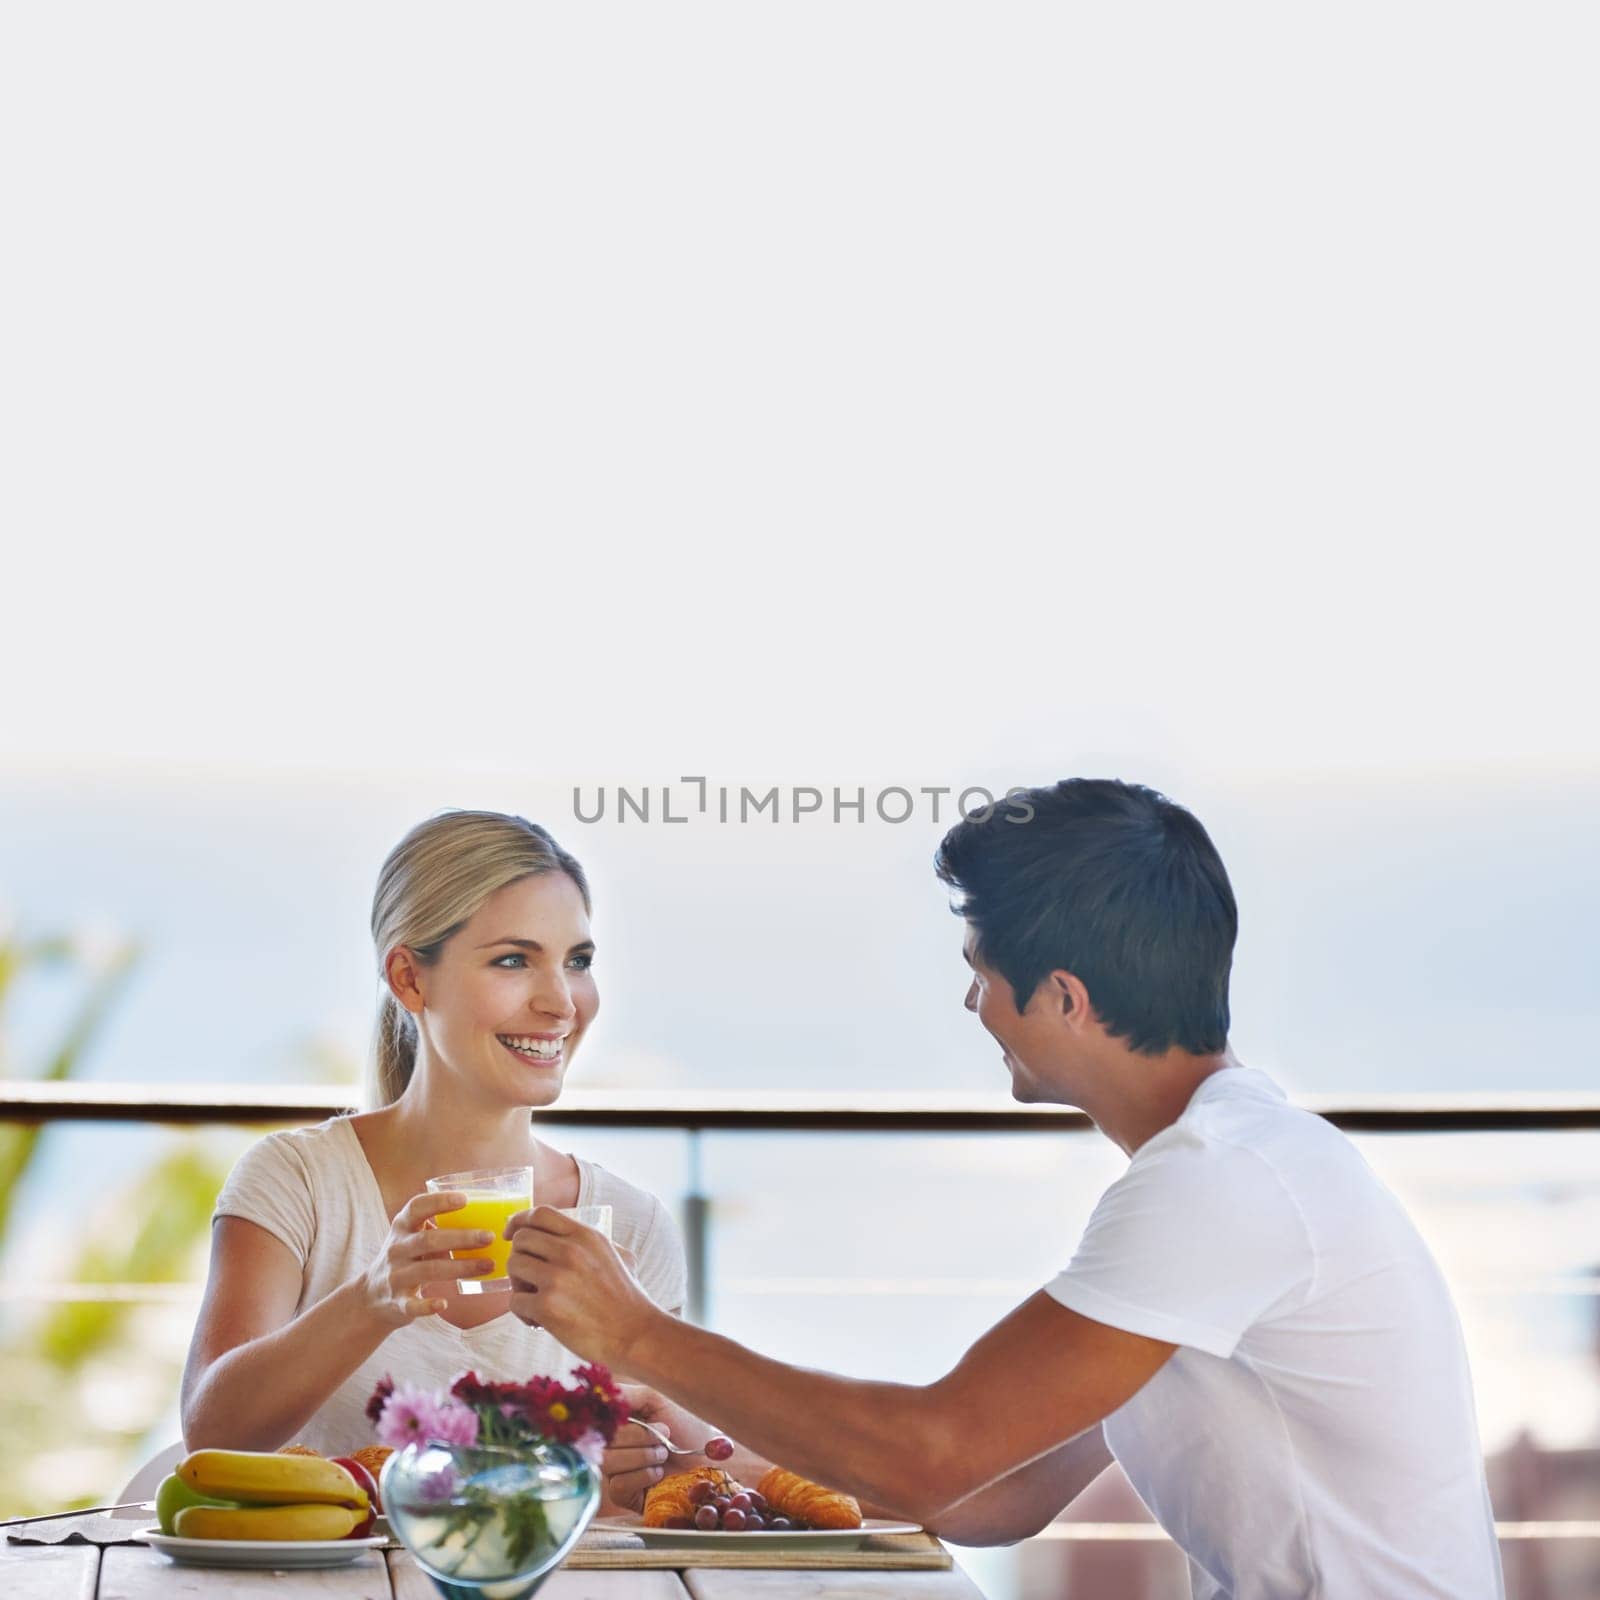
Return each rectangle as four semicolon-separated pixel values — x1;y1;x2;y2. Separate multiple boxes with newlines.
568;1527;952;1571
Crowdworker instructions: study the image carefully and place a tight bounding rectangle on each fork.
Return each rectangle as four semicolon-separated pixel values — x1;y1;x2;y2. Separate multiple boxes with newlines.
632;1418;733;1460
0;1501;154;1527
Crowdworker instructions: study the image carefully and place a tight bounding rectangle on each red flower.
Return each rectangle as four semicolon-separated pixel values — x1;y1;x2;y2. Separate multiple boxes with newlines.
370;1362;631;1452
365;1376;396;1425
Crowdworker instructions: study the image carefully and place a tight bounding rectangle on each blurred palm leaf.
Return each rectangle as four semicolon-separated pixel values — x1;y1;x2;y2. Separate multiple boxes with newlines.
37;1140;227;1365
0;930;139;1239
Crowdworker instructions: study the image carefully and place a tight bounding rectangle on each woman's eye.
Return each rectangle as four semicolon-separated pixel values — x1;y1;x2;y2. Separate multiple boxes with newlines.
492;952;591;970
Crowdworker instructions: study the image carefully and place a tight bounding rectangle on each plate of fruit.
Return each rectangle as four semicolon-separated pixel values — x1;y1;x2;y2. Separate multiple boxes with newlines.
143;1448;388;1568
593;1466;920;1550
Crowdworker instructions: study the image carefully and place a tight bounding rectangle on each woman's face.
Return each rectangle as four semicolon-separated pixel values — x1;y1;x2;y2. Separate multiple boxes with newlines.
409;870;598;1108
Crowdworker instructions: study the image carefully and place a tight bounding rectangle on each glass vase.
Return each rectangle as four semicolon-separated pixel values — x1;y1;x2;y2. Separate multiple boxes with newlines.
381;1437;599;1600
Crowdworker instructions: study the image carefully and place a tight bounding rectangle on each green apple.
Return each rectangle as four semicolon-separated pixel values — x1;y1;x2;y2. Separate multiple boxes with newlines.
154;1473;243;1535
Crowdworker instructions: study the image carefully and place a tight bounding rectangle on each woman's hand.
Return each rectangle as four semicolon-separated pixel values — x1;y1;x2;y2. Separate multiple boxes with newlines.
504;1206;661;1367
361;1190;497;1327
602;1386;743;1511
601;1419;672;1511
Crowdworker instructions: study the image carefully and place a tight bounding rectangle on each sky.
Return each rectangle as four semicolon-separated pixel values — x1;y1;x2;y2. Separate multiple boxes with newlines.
1;0;1594;1259
0;3;1594;795
1;761;1596;1100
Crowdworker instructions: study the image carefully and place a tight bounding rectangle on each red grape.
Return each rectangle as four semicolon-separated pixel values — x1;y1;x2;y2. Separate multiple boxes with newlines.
686;1480;716;1506
722;1508;748;1532
705;1436;735;1461
693;1505;719;1531
729;1492;752;1511
712;1496;731;1513
745;1512;766;1531
770;1516;793;1531
747;1490;767;1511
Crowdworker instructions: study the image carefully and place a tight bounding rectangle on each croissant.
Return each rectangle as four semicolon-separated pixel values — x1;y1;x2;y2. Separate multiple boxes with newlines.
349;1445;394;1495
756;1466;862;1530
642;1466;738;1527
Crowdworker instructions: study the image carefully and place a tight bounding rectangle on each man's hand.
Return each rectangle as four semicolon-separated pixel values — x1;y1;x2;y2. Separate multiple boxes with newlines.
504;1205;663;1369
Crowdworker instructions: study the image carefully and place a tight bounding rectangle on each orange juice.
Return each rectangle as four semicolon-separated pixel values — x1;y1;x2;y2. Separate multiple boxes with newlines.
434;1192;527;1283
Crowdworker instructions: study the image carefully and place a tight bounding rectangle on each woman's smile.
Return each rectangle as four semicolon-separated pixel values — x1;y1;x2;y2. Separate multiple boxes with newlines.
498;1032;566;1067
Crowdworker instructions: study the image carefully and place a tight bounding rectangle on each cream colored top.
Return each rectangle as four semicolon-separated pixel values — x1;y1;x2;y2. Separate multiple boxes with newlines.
211;1116;686;1455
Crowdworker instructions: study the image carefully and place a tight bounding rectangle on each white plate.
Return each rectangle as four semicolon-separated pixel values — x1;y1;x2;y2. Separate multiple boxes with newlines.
141;1527;388;1568
591;1515;922;1552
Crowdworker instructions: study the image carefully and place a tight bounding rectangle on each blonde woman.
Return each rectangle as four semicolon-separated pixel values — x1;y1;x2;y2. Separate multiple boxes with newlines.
180;811;686;1465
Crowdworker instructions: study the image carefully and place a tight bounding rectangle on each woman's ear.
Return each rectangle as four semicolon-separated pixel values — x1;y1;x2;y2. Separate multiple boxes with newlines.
384;946;426;1016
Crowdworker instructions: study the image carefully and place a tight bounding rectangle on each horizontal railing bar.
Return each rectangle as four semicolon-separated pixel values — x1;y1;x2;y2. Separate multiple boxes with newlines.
0;1284;202;1303
1028;1522;1600;1542
5;1081;1600;1131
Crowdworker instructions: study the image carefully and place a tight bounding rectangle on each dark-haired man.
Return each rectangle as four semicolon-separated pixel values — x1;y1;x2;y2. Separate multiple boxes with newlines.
507;780;1505;1599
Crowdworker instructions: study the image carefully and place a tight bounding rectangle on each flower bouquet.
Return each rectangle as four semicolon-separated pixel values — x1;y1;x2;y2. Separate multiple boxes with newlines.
369;1364;628;1599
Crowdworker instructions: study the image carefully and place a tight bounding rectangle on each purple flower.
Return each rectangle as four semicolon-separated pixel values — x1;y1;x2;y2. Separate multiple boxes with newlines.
572;1429;607;1471
416;1464;460;1504
377;1383;481;1450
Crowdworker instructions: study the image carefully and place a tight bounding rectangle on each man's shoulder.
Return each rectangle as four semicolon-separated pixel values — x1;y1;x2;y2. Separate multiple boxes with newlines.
1162;1069;1413;1250
1177;1068;1341;1162
1118;1069;1360;1217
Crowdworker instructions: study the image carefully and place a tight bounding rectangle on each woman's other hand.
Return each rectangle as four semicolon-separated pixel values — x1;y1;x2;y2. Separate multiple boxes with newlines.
362;1189;496;1326
601;1418;672;1511
602;1386;747;1510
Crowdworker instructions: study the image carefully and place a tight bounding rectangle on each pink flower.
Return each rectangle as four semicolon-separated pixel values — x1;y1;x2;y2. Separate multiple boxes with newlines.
377;1383;481;1450
430;1398;481;1449
572;1429;607;1471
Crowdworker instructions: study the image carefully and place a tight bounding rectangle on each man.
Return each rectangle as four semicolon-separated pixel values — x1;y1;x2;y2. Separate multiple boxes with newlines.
507;779;1504;1598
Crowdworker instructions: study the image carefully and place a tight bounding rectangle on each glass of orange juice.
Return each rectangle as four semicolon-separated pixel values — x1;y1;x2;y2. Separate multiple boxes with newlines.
426;1166;533;1294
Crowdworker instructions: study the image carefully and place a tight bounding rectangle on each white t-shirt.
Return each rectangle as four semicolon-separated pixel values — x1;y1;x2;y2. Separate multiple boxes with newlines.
1045;1066;1503;1600
211;1117;687;1456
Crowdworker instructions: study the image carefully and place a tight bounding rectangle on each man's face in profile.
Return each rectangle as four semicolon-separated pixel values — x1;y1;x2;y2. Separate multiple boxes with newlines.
962;928;1051;1103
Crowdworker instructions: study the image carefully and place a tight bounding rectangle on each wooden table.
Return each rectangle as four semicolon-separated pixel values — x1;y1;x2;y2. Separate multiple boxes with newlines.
4;1543;986;1599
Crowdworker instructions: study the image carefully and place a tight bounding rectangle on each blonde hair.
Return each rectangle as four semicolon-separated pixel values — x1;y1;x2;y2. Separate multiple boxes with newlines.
367;810;591;1107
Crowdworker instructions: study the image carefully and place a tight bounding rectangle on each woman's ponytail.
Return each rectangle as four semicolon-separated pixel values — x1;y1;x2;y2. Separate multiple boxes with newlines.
369;991;419;1110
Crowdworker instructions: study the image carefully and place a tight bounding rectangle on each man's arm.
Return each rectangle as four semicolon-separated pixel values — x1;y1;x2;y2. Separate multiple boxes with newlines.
613;1387;1112;1546
924;1424;1112;1546
507;1208;1172;1527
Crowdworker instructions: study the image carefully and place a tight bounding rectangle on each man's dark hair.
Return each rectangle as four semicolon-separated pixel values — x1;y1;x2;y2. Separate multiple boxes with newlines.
934;779;1237;1055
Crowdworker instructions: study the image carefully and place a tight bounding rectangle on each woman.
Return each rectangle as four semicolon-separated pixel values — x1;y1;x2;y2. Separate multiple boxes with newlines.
180;810;687;1460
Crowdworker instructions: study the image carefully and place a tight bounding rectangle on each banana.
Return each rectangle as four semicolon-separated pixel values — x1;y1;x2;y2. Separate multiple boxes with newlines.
177;1449;368;1509
174;1502;363;1542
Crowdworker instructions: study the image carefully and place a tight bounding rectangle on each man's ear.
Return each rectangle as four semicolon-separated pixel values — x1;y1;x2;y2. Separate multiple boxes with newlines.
384;946;427;1017
1047;970;1092;1028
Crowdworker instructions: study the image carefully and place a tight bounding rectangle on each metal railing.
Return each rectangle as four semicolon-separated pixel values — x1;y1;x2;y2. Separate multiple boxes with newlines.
6;1080;1600;1322
8;1080;1600;1130
5;1081;1600;1561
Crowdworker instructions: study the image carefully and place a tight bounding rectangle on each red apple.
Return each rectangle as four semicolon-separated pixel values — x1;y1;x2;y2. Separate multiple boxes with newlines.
330;1457;379;1537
